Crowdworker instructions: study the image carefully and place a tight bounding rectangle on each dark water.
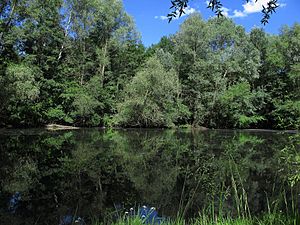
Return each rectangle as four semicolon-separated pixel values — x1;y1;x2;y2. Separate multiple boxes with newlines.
0;128;299;224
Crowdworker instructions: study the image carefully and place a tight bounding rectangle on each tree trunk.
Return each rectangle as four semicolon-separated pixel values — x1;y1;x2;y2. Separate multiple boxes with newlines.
100;40;108;87
58;10;72;61
80;40;86;85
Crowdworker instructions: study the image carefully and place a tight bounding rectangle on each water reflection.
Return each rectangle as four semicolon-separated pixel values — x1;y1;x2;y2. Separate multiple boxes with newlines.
0;129;299;224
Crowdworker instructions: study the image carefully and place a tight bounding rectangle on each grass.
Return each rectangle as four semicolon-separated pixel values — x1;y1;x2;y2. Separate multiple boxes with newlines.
91;179;299;225
92;158;300;225
92;213;300;225
90;184;299;225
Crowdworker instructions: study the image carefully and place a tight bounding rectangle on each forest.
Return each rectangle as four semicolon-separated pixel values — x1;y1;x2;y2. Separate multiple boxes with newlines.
0;0;299;129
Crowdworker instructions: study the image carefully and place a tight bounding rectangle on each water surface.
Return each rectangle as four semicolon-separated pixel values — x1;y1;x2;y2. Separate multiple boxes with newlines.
0;128;298;224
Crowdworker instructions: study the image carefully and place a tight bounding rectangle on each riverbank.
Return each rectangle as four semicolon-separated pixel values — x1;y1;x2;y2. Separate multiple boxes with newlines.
45;124;80;131
0;124;298;133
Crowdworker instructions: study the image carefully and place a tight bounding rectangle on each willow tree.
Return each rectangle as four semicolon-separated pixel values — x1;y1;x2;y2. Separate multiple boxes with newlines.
174;13;262;128
115;55;188;127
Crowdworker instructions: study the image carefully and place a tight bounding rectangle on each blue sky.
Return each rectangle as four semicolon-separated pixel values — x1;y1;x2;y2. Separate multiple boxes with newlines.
123;0;300;47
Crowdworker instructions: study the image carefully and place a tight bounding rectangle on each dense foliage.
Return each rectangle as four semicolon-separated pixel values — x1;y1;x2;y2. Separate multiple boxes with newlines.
115;55;188;127
0;1;299;129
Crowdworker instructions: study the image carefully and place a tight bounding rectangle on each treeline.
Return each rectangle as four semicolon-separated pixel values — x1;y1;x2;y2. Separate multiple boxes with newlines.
0;0;299;129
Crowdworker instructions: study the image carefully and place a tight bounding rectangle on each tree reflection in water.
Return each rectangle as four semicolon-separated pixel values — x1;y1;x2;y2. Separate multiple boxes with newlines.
0;129;299;224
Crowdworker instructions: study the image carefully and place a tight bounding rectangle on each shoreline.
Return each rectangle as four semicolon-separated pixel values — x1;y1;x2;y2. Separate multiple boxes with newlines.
45;124;80;131
0;126;298;134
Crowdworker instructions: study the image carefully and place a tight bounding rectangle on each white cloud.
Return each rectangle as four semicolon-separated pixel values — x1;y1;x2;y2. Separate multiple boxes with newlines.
231;0;287;18
279;3;287;8
159;0;286;20
155;6;197;21
231;10;247;18
243;0;270;14
154;16;168;20
203;0;287;19
221;7;230;17
185;6;196;15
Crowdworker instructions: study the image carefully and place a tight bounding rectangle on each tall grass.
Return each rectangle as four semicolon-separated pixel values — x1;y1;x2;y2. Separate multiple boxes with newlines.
91;193;299;225
92;213;299;225
91;180;299;225
92;159;299;225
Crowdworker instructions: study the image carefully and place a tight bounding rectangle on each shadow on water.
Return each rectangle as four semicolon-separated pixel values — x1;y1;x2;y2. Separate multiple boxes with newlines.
0;128;299;224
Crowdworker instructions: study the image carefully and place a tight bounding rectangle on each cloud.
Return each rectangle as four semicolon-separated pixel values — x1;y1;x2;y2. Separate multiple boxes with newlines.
155;6;197;21
204;0;286;18
154;16;168;20
279;3;287;8
243;0;270;14
155;1;286;20
231;0;287;18
221;7;230;17
205;1;237;18
231;10;247;18
185;6;197;15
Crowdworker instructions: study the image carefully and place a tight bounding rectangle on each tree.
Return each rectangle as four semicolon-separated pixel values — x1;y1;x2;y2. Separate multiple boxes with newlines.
174;13;262;127
0;63;41;126
220;82;265;128
0;0;144;127
264;24;300;129
0;0;299;130
146;36;175;57
114;55;188;127
62;0;139;86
